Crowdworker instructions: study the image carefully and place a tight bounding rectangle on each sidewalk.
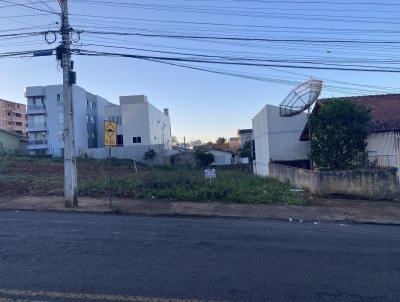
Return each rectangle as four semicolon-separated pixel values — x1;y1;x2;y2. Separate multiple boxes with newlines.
1;195;400;224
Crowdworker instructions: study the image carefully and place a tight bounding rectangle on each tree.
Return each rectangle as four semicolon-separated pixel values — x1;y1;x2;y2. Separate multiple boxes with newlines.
171;136;178;144
195;149;215;167
144;148;157;161
309;99;371;170
216;137;227;145
238;141;252;160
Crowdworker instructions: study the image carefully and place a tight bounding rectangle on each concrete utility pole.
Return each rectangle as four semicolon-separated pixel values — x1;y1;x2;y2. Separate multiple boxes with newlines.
60;0;78;208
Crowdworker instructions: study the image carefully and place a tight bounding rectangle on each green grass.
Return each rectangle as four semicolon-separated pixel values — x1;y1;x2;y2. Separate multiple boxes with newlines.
0;156;303;205
79;169;303;205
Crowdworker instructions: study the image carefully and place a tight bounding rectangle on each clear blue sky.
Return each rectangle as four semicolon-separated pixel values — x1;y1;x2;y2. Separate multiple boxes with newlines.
1;0;400;142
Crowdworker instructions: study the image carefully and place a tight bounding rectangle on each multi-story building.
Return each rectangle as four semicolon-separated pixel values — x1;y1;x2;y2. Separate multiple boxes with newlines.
104;95;172;150
238;129;253;147
25;85;112;156
0;99;27;136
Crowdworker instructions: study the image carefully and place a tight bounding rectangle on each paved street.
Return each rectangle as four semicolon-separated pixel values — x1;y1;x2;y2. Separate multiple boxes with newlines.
0;211;399;302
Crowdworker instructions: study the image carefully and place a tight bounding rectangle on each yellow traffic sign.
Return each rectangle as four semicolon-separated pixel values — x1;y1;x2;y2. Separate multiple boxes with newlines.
104;120;117;146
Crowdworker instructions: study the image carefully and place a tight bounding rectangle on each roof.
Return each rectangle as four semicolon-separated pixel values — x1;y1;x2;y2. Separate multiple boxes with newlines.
300;94;400;141
238;129;253;134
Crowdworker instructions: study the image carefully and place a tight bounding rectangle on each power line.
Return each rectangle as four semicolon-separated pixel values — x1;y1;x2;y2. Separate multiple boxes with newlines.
79;30;400;45
74;49;400;73
0;0;59;14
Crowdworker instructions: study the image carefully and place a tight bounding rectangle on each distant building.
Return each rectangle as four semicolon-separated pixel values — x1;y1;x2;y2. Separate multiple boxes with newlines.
229;137;240;153
0;99;27;136
208;149;234;165
238;129;253;147
25;85;112;156
0;129;27;153
191;140;202;147
104;95;172;150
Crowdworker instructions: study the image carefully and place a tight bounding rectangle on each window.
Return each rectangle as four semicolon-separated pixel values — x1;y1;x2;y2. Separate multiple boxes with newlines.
8;121;11;125
15;113;22;118
57;94;63;106
90;116;95;124
132;136;142;144
7;112;10;116
17;104;20;109
15;122;22;126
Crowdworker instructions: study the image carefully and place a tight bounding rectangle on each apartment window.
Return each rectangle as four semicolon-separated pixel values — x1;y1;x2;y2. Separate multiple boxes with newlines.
86;115;89;123
132;136;141;144
86;99;89;107
15;113;22;118
15;122;22;126
7;112;10;116
57;94;63;106
8;121;11;125
17;104;20;109
90;116;95;124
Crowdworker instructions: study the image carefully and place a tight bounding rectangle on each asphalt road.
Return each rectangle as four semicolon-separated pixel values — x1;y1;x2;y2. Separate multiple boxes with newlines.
0;211;399;302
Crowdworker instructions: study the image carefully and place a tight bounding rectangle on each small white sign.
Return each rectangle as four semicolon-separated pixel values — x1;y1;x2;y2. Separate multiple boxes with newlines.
205;169;216;179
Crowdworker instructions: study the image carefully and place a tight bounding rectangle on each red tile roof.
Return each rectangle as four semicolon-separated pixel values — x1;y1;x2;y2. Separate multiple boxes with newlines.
300;94;400;141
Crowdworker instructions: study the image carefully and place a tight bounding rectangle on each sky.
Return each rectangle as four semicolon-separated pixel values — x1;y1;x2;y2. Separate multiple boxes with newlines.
1;0;400;143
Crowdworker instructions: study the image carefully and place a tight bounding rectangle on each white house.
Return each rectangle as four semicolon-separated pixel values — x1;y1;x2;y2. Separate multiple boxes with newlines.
300;94;400;175
25;85;111;156
104;95;172;150
252;104;309;176
208;149;233;166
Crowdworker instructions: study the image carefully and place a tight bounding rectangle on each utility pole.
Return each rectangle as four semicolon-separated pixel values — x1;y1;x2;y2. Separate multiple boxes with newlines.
59;0;78;208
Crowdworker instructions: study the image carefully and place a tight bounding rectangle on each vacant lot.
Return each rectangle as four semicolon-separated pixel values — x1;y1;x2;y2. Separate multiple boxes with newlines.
0;156;302;205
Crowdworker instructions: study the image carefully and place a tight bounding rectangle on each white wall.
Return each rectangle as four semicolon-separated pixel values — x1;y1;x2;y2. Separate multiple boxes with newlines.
252;104;309;176
107;95;172;150
208;150;233;165
367;132;400;170
252;106;269;176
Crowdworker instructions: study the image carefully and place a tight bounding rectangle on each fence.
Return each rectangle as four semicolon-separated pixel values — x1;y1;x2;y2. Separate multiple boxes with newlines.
269;162;400;200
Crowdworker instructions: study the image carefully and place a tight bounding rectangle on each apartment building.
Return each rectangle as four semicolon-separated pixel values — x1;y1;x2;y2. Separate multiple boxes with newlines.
25;85;112;156
0;99;27;136
104;95;172;150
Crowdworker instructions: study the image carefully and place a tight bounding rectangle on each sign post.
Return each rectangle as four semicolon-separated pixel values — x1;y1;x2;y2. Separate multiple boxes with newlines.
204;168;216;184
104;121;117;209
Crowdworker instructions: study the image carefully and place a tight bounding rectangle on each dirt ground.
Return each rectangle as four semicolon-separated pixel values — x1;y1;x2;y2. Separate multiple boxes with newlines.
0;157;147;196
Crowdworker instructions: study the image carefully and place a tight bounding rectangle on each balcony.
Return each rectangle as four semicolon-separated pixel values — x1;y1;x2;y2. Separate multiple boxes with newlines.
28;122;47;132
28;139;48;150
27;104;46;114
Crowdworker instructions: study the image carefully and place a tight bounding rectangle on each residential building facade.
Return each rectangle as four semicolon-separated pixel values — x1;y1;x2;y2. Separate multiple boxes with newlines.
300;94;400;177
104;95;172;150
238;129;253;147
0;99;27;136
25;85;111;156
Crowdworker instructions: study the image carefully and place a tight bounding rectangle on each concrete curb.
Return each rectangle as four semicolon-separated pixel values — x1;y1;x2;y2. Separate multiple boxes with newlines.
1;195;400;225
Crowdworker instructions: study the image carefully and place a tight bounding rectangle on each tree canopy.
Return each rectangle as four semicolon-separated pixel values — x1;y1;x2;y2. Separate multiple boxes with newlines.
309;99;371;170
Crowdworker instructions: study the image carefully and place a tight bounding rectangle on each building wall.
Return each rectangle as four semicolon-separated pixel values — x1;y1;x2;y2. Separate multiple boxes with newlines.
105;95;172;150
269;162;399;200
252;106;269;176
81;144;165;165
26;85;111;156
0;130;22;152
238;132;253;147
0;99;27;135
252;104;309;176
208;149;233;165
